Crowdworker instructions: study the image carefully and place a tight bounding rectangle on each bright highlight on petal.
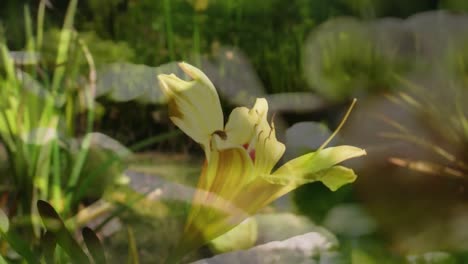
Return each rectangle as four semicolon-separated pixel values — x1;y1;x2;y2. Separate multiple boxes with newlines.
180;146;253;254
158;63;223;158
157;63;366;259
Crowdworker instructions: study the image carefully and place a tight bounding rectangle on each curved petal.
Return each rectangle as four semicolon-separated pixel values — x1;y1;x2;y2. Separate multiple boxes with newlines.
232;177;284;214
220;107;255;148
252;120;286;177
180;146;254;255
197;143;254;203
219;98;269;150
268;146;366;190
158;63;223;157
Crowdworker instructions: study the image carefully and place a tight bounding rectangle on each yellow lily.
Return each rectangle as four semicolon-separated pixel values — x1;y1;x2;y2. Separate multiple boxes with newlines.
158;63;366;257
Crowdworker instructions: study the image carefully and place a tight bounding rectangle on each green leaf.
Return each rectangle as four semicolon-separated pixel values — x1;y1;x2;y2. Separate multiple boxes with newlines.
82;227;107;264
0;230;40;264
40;231;57;264
37;200;90;264
0;208;9;233
0;254;7;264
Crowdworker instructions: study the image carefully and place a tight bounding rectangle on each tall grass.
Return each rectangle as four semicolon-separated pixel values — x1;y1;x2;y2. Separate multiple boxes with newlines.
0;0;116;239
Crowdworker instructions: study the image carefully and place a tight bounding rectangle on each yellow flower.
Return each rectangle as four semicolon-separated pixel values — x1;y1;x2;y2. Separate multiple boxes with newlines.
158;62;366;257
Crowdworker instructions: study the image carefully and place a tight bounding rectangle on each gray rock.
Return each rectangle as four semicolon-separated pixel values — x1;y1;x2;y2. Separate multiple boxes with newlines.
192;231;338;264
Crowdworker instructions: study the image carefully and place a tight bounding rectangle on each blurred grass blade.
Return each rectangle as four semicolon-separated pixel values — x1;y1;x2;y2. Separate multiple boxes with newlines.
0;230;39;264
0;208;9;233
82;227;107;264
0;41;16;81
129;130;183;152
65;38;96;210
126;227;139;264
40;231;57;264
37;0;46;50
51;0;77;92
51;141;63;212
37;200;90;264
163;0;175;60
24;5;35;53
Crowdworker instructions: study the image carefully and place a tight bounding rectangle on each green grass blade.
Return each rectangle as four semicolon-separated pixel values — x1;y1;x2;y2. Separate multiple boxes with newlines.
126;227;139;264
50;0;77;92
51;140;63;212
0;230;40;264
64;37;96;211
163;0;175;60
40;231;57;264
23;5;35;53
0;42;16;82
37;0;46;51
192;13;201;66
128;130;183;152
37;200;90;264
82;227;107;264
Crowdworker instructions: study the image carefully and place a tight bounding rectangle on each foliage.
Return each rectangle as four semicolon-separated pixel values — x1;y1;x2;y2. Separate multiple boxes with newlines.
79;0;316;94
440;0;468;11
0;201;107;263
41;29;135;72
303;17;407;101
0;1;131;256
2;0;468;262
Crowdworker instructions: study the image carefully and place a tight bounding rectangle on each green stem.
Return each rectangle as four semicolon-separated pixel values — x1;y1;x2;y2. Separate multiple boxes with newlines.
163;0;176;61
51;140;62;212
193;12;201;66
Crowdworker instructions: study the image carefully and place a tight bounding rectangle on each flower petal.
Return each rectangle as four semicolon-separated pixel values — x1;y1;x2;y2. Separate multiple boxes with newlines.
314;165;358;191
266;146;366;190
232;177;284;214
219;107;255;148
218;98;269;149
249;99;285;176
252;120;286;177
180;146;254;254
197;144;254;198
158;63;223;157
